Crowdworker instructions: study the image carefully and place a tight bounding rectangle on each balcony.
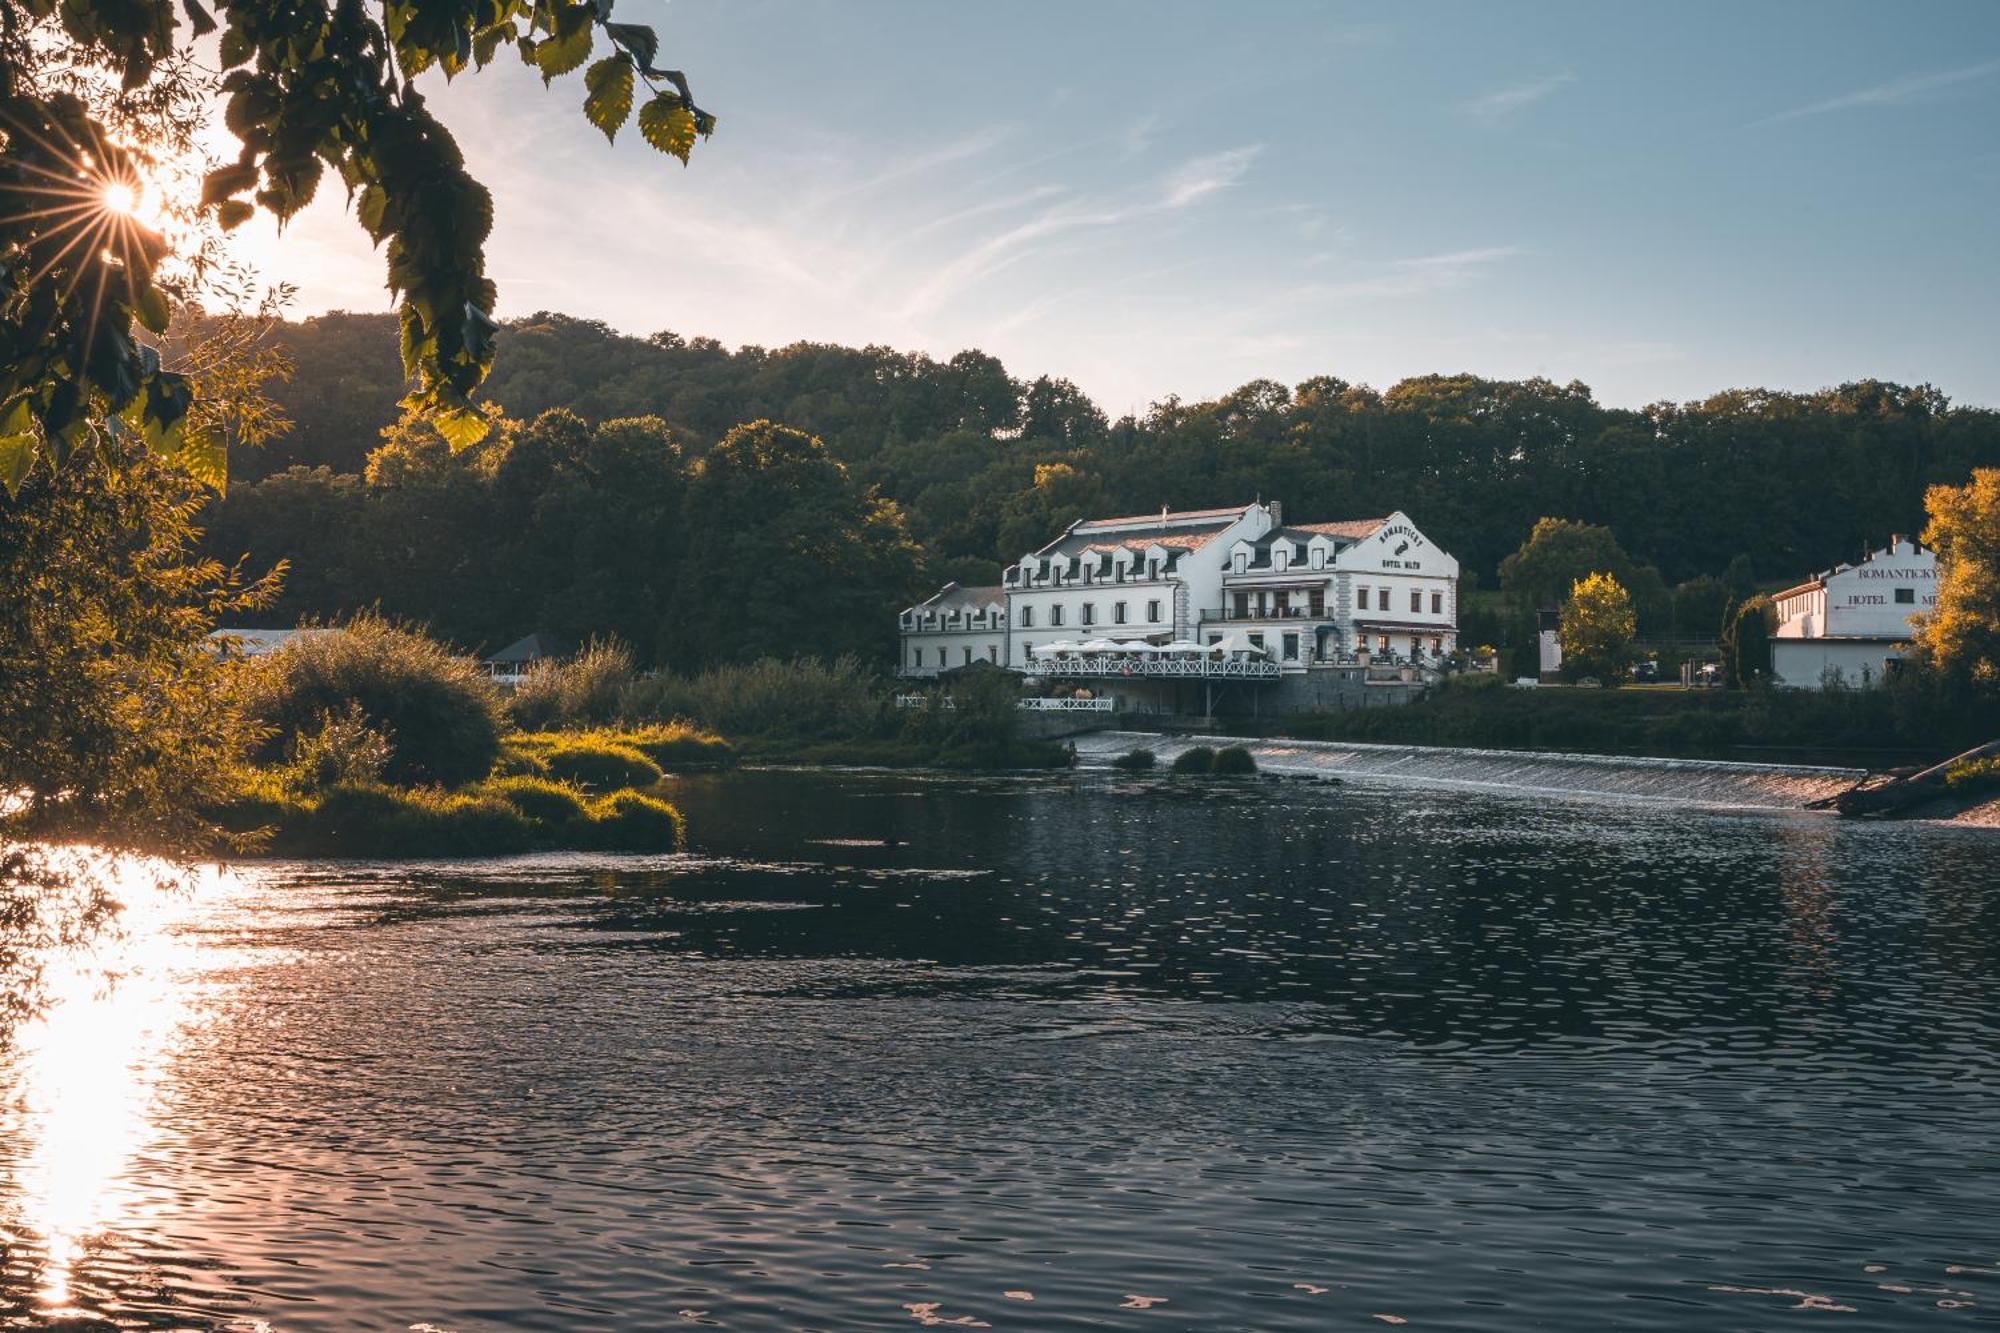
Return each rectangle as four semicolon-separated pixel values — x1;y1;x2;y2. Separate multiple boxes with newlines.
1203;605;1325;623
1034;654;1280;680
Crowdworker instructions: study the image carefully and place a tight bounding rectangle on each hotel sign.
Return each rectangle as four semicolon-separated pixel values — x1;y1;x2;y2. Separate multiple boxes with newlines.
1379;522;1426;570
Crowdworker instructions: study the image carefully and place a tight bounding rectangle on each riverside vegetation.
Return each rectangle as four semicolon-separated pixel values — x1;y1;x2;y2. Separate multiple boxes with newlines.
208;625;1073;859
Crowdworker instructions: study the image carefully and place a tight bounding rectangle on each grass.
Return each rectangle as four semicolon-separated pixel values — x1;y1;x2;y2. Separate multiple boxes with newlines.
1944;756;2000;795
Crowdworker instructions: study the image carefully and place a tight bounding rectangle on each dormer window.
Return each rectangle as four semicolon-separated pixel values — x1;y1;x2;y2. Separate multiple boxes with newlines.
1233;550;1248;574
1310;547;1324;570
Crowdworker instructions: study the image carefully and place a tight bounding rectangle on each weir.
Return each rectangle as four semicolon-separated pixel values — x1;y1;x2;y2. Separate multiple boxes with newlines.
1072;730;1865;810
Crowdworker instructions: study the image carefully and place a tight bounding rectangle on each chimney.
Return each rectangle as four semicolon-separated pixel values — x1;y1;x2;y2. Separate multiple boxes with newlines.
1266;499;1282;527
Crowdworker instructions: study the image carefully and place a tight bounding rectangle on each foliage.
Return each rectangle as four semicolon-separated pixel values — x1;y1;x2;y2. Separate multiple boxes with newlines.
0;0;710;483
901;665;1021;763
281;703;392;796
1212;745;1259;775
1910;469;2000;697
0;433;277;848
1110;748;1156;771
583;789;685;851
1171;746;1216;775
1944;757;2000;795
1722;596;1775;690
618;722;734;770
237;614;505;787
485;774;591;828
533;736;664;791
510;638;636;730
619;656;885;740
1559;573;1636;683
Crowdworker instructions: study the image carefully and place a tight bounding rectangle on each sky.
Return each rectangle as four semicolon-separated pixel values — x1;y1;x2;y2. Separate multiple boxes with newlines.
224;0;2000;417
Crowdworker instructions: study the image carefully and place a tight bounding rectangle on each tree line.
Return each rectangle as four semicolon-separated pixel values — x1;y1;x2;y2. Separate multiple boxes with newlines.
197;310;2000;661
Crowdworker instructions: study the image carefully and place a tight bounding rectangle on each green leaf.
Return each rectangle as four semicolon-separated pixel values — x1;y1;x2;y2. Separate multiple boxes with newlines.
582;56;634;142
201;162;258;206
356;184;389;240
174;426;228;493
637;95;697;163
432;403;491;451
134;284;171;335
534;18;593;82
0;432;35;498
604;21;656;70
216;199;255;230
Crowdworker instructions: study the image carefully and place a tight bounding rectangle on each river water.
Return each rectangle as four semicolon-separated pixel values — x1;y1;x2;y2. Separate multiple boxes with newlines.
1;765;1997;1330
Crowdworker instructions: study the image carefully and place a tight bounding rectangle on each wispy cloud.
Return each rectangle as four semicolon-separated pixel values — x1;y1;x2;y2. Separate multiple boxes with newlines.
898;145;1263;320
1160;146;1263;208
1465;73;1574;120
1290;246;1523;305
1765;56;2000;122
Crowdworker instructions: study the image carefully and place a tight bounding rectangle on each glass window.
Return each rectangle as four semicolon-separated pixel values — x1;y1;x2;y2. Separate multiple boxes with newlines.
1114;601;1128;624
1432;591;1443;614
1894;587;1915;604
1248;632;1265;651
1147;599;1161;622
1432;637;1443;655
1282;632;1299;661
1377;635;1390;654
963;646;972;665
937;648;947;666
1051;605;1064;626
1020;605;1034;628
911;648;920;667
1357;588;1370;610
1233;591;1249;618
1309;588;1325;617
1410;589;1422;613
1081;603;1096;626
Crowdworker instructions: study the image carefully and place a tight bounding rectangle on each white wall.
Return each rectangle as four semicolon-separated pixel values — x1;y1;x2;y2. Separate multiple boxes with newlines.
1772;639;1907;690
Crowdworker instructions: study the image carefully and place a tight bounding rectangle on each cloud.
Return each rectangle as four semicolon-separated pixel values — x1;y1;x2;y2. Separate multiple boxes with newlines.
1284;246;1523;305
1465;73;1574;120
1160;146;1262;208
1764;56;2000;122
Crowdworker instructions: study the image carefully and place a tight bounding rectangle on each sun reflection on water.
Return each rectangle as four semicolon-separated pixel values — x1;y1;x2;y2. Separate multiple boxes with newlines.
1;854;248;1316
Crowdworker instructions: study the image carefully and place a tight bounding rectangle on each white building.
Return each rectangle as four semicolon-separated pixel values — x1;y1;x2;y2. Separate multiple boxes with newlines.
896;501;1459;680
898;583;1008;678
1771;535;1936;689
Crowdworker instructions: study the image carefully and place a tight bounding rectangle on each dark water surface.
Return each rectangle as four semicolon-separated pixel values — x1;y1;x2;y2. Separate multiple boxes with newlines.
3;767;1998;1330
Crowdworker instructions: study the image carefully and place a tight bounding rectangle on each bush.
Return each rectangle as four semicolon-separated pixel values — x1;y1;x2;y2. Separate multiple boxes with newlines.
1172;745;1216;775
509;639;636;731
487;775;591;828
239;615;506;787
1111;748;1156;771
621;721;734;770
1212;745;1259;775
281;702;391;796
618;655;883;740
540;737;664;791
586;789;686;851
1945;756;2000;795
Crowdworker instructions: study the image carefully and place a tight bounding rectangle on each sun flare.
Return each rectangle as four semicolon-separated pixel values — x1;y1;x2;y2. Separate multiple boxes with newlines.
100;180;140;217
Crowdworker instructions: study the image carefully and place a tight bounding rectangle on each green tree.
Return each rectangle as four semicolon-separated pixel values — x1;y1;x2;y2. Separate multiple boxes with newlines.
668;420;921;667
1501;518;1640;609
1670;575;1731;644
1910;468;2000;695
1558;572;1635;683
1;0;711;487
1722;596;1774;689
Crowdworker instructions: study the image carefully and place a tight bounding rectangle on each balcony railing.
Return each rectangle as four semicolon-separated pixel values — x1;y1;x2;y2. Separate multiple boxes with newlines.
1019;696;1115;712
1034;655;1281;680
1202;605;1325;622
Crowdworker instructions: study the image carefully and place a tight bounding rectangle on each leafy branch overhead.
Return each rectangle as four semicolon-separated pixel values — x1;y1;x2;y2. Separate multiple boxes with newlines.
0;0;712;492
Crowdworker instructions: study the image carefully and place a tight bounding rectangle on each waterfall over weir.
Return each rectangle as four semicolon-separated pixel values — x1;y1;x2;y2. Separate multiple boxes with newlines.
1072;730;1865;810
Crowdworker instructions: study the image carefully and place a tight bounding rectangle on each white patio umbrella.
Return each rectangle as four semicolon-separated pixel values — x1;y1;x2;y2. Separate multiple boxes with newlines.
1031;641;1075;657
1080;638;1122;653
1162;639;1207;653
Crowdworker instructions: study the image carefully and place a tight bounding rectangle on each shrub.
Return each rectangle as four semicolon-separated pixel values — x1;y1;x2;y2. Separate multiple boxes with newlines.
1111;748;1156;771
586;790;686;851
540;737;665;791
420;792;537;856
293;782;536;857
239;614;505;787
509;639;636;731
1945;756;2000;795
622;721;735;770
1212;745;1259;775
1172;745;1216;775
486;775;591;829
281;702;392;796
618;655;883;740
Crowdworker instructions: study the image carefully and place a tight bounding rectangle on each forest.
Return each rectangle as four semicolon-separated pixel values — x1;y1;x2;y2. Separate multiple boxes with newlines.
197;310;2000;664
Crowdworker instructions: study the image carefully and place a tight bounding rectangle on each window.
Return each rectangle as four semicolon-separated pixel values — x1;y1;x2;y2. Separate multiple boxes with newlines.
1051;605;1065;627
1081;603;1096;626
963;646;972;666
1248;632;1266;651
911;648;920;668
1282;632;1299;661
1114;601;1128;624
1310;547;1324;569
937;648;947;666
1411;589;1422;614
1233;591;1250;618
1410;637;1421;658
1020;605;1034;628
1894;587;1915;604
1377;635;1390;654
987;645;997;662
1233;551;1248;574
1432;637;1444;656
1147;598;1162;622
1432;591;1443;614
1309;588;1325;617
1357;588;1370;610
1022;641;1032;660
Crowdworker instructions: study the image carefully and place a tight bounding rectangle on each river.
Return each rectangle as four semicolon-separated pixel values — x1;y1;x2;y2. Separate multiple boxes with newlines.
2;764;1996;1330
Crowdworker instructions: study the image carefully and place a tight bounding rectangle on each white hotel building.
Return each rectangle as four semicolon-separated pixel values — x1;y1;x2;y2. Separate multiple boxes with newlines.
897;502;1459;686
1771;535;1937;689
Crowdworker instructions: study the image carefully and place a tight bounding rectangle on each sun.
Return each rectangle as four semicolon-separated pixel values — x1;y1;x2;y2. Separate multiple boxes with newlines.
101;179;141;218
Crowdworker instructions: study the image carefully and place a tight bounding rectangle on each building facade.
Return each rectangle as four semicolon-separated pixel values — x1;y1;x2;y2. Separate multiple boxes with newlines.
896;502;1459;681
1771;535;1936;689
897;583;1009;678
